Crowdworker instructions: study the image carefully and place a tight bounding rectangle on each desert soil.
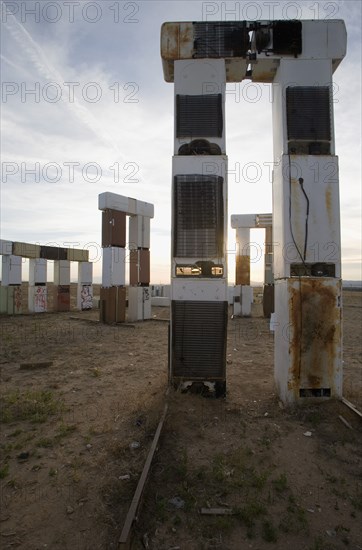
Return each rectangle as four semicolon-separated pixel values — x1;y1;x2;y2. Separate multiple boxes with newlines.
0;286;361;550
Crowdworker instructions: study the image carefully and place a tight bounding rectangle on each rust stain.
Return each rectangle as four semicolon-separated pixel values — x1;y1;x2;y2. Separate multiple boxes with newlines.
179;23;193;54
161;23;180;60
289;279;341;397
325;184;333;227
235;255;250;285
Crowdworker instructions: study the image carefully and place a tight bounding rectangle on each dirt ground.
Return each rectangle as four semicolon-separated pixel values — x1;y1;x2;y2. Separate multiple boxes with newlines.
0;286;361;550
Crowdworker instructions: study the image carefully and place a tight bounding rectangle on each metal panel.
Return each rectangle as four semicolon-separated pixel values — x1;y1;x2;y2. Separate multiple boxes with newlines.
40;246;67;261
172;279;227;301
129;249;150;286
29;259;47;285
102;209;126;248
176;94;223;138
100;286;126;323
12;242;40;259
273;155;341;279
0;240;13;255
139;249;150;285
54;285;70;312
0;286;8;313
77;285;93;310
128;286;151;321
78;262;93;285
231;214;256;228
98;192;154;218
235;256;250;286
102;247;125;287
262;284;274;318
129;216;151;249
274;278;342;403
54;260;70;286
67;248;89;262
2;255;22;286
174;175;224;258
28;286;47;313
171;300;227;379
241;286;253;316
7;286;22;314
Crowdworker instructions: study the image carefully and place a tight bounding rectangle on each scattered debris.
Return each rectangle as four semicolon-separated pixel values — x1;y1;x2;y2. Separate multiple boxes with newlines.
129;441;140;450
200;508;234;515
66;506;74;515
341;397;362;419
142;533;149;549
19;362;53;370
86;444;92;450
338;414;353;430
119;474;131;481
303;431;312;437
168;497;185;509
17;452;29;461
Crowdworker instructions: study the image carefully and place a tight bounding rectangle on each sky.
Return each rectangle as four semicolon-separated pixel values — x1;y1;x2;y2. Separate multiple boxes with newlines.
1;0;361;283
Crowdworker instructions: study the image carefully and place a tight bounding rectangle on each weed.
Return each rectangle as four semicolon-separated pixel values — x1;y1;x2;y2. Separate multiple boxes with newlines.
0;390;63;423
279;496;308;534
49;468;58;477
7;478;20;489
351;492;362;511
237;501;267;538
311;536;336;550
36;438;54;448
89;367;101;377
155;496;168;522
9;429;22;437
307;410;323;427
249;468;269;490
262;519;278;542
260;435;271;448
173;514;182;526
213;515;235;533
272;473;288;493
212;454;227;482
0;463;9;479
326;473;338;484
55;423;77;440
195;466;207;481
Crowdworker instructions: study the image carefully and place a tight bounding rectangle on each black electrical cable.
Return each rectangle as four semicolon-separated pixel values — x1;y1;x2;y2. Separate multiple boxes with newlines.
288;155;308;273
298;177;310;261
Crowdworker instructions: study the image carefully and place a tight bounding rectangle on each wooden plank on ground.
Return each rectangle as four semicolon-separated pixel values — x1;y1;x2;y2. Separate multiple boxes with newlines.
119;401;168;548
341;397;362;419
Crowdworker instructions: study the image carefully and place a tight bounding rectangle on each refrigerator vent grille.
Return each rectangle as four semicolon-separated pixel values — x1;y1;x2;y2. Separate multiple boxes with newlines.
286;86;331;141
174;175;224;258
176;94;223;138
172;300;227;379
